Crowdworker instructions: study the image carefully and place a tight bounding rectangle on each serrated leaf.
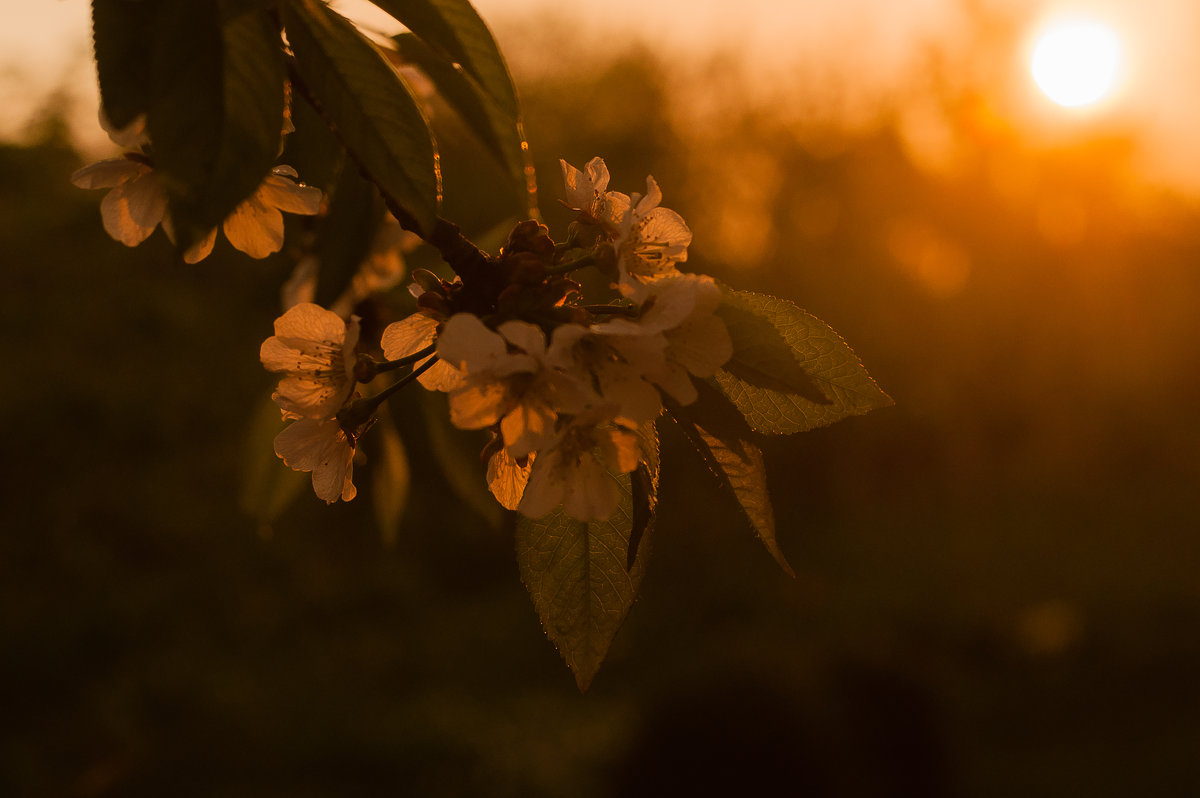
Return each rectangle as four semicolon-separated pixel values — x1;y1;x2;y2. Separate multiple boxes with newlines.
92;0;161;129
285;0;439;236
393;32;528;202
371;410;411;546
628;420;659;570
515;471;649;691
146;5;286;250
239;391;308;533
367;0;518;118
670;383;794;577
714;288;893;434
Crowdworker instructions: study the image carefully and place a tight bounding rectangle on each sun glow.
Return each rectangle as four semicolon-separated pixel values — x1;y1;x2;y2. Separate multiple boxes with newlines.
1031;17;1123;108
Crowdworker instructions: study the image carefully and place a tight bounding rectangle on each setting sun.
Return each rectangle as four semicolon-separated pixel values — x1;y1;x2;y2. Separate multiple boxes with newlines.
1031;18;1123;108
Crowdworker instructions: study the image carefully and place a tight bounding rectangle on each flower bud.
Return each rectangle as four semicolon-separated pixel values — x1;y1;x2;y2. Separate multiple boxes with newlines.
410;268;444;295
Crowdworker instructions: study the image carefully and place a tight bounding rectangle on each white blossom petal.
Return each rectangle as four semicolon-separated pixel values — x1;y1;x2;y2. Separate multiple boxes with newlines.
487;449;532;511
418;360;465;392
99;174;163;247
381;312;462;391
274;417;356;502
498;320;547;358
561;452;620;522
517;445;567;518
560;156;610;211
182;227;218;264
381;313;438;360
500;395;557;458
224;196;284;258
261;303;358;419
448;381;509;429
595;362;662;425
273;301;349;344
71;156;143;189
668;313;733;378
437;313;509;371
258;171;323;215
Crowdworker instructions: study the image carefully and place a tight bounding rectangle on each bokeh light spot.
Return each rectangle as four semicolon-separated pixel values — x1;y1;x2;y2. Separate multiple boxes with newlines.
1031;18;1122;108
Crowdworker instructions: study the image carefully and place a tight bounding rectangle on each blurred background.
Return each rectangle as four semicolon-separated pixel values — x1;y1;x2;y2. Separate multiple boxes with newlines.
3;0;1200;795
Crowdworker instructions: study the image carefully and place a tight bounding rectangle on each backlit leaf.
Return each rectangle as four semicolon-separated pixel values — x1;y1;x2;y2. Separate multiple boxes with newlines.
91;0;160;129
670;383;794;577
516;471;649;691
393;32;529;206
147;4;286;250
628;420;659;570
285;0;439;236
367;0;519;118
715;288;893;434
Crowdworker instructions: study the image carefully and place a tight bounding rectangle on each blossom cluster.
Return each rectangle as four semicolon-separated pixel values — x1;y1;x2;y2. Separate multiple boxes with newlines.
258;157;732;522
70;113;322;262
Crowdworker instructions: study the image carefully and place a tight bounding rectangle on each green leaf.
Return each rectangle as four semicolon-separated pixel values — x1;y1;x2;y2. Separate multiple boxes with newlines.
628;420;659;570
393;32;529;202
669;383;794;577
515;471;650;691
147;4;286;249
371;410;411;546
239;391;308;535
285;0;439;236
714;288;893;434
91;0;161;129
367;0;519;118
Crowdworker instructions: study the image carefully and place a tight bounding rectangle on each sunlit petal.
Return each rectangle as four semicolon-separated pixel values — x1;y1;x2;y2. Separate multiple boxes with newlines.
100;183;156;246
448;381;508;429
487;449;532;510
224;197;284;258
258;172;323;215
182;228;218;264
71;156;143;189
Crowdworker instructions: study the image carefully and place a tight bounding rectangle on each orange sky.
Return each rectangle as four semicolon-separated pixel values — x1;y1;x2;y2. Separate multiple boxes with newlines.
3;0;1199;192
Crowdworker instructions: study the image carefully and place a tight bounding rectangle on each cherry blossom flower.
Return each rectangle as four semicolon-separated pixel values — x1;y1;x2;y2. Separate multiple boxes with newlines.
545;323;665;427
379;311;463;392
70;154;167;247
559;156;627;230
594;273;732;405
611;175;692;286
274;416;357;503
172;166;322;263
260;303;360;420
72;152;321;262
436;314;593;458
517;410;640;521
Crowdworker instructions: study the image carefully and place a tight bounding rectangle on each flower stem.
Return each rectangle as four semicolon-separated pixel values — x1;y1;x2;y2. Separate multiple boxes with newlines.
547;252;596;275
338;356;439;431
376;343;437;372
584;304;639;318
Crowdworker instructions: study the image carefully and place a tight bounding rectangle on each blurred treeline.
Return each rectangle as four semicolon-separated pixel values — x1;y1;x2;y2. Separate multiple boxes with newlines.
3;26;1200;798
